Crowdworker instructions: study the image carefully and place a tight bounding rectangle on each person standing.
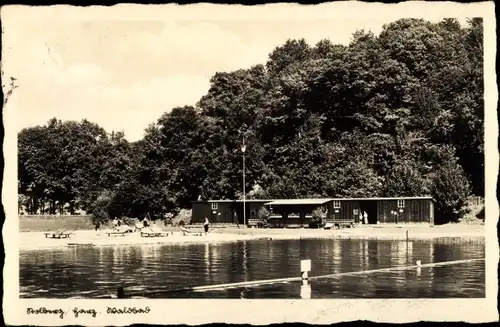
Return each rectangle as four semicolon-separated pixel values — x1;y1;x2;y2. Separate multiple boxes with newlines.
204;217;210;235
363;211;368;225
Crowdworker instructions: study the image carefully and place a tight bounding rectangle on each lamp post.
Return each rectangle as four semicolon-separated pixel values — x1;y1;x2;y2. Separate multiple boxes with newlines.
241;141;246;227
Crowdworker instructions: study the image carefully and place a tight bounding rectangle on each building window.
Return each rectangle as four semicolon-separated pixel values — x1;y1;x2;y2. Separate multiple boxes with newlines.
211;202;218;210
397;200;405;208
333;201;341;209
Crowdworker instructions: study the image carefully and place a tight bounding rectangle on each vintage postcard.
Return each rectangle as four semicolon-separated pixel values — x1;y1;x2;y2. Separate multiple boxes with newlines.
2;2;498;325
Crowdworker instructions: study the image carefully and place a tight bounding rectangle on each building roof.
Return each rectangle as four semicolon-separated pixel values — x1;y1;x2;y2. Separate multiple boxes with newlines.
334;196;435;202
192;196;435;204
265;198;333;206
192;199;273;203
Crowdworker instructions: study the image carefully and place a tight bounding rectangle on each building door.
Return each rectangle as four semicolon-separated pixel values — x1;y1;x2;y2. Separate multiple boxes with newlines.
225;207;232;224
250;208;256;220
360;200;378;224
210;202;219;223
332;200;341;220
353;209;361;224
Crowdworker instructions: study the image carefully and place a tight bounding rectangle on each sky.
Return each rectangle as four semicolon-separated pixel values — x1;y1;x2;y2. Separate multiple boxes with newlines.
2;4;474;141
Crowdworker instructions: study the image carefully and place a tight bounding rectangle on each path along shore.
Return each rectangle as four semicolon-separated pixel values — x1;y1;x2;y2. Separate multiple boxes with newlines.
19;224;485;251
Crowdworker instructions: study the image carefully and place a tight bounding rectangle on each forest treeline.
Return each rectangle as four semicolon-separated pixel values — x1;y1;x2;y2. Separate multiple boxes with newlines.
18;18;484;224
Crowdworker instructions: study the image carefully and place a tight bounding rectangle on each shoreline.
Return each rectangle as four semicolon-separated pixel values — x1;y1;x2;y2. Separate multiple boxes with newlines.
19;225;485;251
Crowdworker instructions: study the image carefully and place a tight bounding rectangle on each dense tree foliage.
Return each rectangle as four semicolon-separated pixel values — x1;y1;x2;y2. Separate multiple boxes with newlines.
18;18;483;224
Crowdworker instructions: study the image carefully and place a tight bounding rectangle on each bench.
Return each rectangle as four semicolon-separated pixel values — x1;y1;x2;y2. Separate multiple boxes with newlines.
44;232;72;239
334;220;355;229
141;227;168;237
107;231;126;237
325;220;355;229
141;231;168;237
248;219;271;228
247;219;260;227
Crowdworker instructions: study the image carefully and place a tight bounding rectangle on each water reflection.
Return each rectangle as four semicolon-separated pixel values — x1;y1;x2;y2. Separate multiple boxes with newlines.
332;240;342;274
406;241;413;263
243;241;248;282
204;243;210;283
300;280;311;299
20;238;485;299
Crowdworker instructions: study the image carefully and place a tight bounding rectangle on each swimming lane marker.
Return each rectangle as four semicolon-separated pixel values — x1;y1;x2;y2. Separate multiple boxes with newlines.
117;258;484;296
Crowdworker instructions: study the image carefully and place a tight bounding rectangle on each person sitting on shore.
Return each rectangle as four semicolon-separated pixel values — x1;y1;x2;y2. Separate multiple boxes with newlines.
180;226;189;235
112;218;118;230
178;221;202;236
180;225;202;236
134;221;143;232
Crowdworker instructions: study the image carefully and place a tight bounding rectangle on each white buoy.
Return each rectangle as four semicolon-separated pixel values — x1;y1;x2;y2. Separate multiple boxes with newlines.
301;259;311;280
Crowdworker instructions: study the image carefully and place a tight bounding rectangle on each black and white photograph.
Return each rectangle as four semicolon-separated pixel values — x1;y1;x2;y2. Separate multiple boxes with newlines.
2;2;498;325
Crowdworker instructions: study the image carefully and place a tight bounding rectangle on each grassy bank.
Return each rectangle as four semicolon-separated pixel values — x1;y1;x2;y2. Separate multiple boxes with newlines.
19;215;147;232
19;215;100;232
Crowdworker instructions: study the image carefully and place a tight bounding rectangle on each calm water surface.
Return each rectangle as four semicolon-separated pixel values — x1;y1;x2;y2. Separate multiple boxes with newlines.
19;238;485;298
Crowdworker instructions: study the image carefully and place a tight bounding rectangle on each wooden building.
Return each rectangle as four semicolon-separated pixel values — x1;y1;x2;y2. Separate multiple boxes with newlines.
191;199;271;225
191;196;435;226
264;198;330;228
327;197;435;225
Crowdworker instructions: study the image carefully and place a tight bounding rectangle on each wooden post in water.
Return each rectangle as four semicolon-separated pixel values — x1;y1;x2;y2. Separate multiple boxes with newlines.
406;230;409;242
117;286;125;299
416;260;422;277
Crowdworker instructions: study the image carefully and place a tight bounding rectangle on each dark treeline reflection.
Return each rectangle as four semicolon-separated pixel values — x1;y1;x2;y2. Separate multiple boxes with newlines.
20;238;485;298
